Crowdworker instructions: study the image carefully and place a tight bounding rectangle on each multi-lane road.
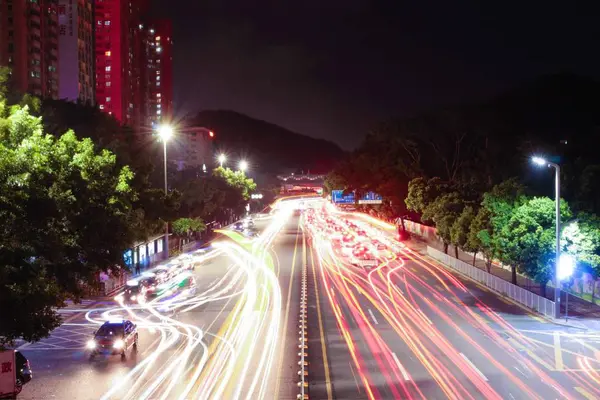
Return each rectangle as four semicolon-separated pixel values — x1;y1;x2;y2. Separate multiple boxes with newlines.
304;202;600;400
17;202;304;400
15;197;600;399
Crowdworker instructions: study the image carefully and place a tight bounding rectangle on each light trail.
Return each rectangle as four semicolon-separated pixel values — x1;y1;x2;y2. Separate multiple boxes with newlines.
302;201;598;399
50;204;294;400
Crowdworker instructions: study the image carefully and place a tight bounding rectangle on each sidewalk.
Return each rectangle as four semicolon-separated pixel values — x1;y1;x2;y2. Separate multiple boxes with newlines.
417;235;600;331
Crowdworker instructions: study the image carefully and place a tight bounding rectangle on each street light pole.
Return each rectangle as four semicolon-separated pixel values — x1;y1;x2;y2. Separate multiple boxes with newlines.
552;162;561;319
163;139;169;259
532;156;561;318
158;124;173;260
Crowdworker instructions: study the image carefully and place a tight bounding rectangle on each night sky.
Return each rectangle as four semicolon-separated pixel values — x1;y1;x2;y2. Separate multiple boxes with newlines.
151;1;600;150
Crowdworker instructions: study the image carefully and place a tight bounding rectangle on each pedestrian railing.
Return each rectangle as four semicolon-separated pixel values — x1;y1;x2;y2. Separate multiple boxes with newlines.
427;246;556;319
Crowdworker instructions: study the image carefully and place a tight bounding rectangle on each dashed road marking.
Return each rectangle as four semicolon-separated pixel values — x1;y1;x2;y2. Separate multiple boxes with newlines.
368;309;379;325
459;353;488;382
391;352;411;381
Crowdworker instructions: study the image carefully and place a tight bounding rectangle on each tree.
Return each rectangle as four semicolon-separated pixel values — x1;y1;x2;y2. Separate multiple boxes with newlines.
175;176;225;219
451;206;477;260
495;197;572;295
0;92;137;347
213;166;257;200
172;218;206;251
323;169;348;194
474;178;527;279
563;213;600;299
425;192;466;255
405;177;446;220
467;207;491;269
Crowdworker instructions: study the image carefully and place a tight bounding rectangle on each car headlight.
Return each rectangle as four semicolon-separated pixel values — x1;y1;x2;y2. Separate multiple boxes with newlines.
87;340;96;349
113;339;125;349
131;295;137;301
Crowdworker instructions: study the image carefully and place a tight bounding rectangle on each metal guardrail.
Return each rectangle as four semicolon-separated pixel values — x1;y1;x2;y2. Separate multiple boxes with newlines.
427;246;556;319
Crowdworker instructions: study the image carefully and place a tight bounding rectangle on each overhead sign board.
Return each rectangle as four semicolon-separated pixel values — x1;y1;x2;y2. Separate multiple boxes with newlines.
332;190;355;204
358;192;383;204
333;190;383;205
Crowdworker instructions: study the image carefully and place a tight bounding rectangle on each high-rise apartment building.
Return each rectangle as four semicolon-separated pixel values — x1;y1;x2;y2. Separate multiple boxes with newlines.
94;0;148;125
93;1;171;132
0;0;60;98
57;0;95;104
143;19;173;129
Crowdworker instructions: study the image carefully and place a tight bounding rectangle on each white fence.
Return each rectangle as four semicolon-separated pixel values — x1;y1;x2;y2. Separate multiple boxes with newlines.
427;246;556;319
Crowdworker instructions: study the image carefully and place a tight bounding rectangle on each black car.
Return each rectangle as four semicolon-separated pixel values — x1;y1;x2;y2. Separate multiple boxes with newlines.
119;282;146;303
87;320;138;360
233;221;244;231
14;350;32;395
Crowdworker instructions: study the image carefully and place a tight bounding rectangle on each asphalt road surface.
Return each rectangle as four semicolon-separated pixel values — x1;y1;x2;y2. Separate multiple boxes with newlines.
304;201;600;400
16;197;600;399
17;203;306;400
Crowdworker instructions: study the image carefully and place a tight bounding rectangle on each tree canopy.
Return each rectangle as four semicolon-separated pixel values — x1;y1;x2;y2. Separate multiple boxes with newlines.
0;81;140;346
213;166;257;201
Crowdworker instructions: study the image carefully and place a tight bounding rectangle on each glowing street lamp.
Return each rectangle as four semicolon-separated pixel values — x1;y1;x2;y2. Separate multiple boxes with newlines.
531;155;561;318
218;154;226;168
558;253;575;321
157;124;174;259
157;124;173;142
239;160;248;172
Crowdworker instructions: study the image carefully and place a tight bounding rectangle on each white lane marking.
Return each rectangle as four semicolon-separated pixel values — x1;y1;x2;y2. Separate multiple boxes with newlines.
368;308;379;325
460;352;488;382
391;352;411;381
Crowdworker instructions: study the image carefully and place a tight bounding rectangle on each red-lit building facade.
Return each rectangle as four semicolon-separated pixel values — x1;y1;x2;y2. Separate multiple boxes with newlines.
94;0;171;133
94;0;148;126
0;0;60;98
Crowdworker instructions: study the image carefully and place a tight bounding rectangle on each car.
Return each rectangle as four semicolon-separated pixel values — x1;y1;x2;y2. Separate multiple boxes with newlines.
154;265;172;282
140;276;159;297
372;241;387;251
352;246;368;257
191;248;208;263
119;281;145;303
243;229;259;238
243;218;255;229
176;254;194;270
351;253;378;268
15;350;32;394
233;221;244;231
167;261;186;275
87;320;138;360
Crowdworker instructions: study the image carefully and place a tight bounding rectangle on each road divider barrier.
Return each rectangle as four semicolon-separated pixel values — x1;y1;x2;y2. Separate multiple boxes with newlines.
297;254;309;399
427;246;556;319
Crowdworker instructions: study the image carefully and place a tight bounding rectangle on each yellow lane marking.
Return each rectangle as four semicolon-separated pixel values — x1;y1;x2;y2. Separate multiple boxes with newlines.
511;339;555;371
553;331;564;371
273;218;300;399
310;245;333;400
